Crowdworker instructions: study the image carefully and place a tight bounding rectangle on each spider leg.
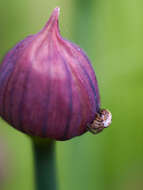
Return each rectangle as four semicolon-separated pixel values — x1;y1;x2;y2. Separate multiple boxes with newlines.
87;123;104;134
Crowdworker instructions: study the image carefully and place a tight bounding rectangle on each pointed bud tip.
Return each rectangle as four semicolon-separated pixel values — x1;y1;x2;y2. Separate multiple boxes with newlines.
42;7;60;33
54;7;60;14
53;7;60;18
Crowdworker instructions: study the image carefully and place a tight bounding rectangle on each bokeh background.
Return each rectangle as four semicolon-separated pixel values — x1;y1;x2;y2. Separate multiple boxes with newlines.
0;0;143;190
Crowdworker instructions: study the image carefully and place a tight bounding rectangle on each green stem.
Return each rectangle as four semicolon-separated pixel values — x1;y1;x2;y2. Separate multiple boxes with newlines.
33;138;57;190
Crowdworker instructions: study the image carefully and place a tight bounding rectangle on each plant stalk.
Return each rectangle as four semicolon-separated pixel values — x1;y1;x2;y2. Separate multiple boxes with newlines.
33;138;57;190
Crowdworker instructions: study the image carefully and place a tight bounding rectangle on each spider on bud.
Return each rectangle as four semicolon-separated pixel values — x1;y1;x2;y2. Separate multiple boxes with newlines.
87;109;112;134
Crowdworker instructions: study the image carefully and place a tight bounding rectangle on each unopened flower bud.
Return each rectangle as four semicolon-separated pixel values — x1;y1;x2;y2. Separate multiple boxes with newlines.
0;8;111;140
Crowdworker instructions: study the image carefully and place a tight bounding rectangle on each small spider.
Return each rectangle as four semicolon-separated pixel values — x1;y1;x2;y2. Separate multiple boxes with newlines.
87;109;112;134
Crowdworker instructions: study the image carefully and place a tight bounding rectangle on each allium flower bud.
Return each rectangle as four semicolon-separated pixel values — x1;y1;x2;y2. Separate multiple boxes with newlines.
0;8;112;140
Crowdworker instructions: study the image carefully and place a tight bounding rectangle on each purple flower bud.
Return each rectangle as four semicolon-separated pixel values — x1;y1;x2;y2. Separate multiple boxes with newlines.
0;8;111;140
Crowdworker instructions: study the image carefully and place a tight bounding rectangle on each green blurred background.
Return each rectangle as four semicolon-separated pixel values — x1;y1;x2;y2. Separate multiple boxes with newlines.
0;0;143;190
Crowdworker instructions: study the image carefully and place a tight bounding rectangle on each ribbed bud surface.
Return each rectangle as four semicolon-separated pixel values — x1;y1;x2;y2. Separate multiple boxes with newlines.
0;8;100;140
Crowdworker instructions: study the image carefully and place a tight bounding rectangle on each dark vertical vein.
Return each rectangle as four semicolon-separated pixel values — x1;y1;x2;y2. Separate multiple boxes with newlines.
1;58;17;118
79;63;100;112
41;62;52;137
61;56;73;139
16;67;32;131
